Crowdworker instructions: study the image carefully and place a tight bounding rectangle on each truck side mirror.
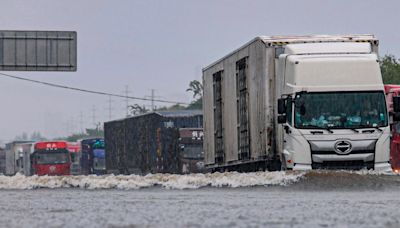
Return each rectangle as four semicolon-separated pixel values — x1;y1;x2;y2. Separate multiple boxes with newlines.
394;97;400;113
278;115;287;124
278;98;286;114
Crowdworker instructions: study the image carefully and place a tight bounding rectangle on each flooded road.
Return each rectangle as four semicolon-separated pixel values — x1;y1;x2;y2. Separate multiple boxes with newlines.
1;171;400;227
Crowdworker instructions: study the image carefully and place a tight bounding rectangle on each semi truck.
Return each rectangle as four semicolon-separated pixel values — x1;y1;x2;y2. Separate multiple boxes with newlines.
203;35;395;171
67;142;82;175
31;141;71;176
384;84;400;172
80;138;105;175
179;128;205;173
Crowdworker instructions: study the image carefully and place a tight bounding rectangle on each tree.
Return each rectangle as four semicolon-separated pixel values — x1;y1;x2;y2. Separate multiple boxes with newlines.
129;104;149;116
186;80;203;110
14;132;28;141
186;80;203;99
380;55;400;84
30;131;46;141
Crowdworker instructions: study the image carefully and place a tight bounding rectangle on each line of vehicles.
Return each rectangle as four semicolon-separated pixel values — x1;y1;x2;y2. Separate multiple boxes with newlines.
2;34;400;176
1;138;106;176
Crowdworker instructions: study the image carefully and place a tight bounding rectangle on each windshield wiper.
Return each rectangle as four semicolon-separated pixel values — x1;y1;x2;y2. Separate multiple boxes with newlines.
303;125;334;133
348;128;359;133
356;124;383;133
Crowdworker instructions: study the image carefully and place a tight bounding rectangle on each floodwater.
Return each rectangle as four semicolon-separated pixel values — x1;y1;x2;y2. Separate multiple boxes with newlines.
1;171;400;227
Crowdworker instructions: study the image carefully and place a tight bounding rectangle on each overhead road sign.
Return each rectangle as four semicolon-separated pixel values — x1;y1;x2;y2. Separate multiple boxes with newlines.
0;30;77;71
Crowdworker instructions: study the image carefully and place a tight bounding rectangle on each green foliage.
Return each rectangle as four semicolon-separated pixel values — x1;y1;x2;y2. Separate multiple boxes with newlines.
156;104;186;111
186;80;203;110
186;80;203;99
186;97;202;110
380;55;400;84
30;131;46;141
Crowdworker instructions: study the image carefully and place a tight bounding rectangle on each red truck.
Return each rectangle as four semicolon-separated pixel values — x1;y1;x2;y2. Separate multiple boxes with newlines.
385;85;400;172
31;141;71;176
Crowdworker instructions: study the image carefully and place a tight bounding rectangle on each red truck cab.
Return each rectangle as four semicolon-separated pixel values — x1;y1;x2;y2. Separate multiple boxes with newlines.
385;85;400;172
31;141;71;176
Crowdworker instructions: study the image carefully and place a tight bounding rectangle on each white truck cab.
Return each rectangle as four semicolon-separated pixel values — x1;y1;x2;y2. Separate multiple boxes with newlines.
277;42;391;171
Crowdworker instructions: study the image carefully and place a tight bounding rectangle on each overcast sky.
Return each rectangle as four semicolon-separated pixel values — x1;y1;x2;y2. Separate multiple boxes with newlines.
0;0;399;142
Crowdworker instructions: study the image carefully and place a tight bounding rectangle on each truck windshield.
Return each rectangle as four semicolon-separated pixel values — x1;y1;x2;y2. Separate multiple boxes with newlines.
181;144;203;159
35;150;70;165
294;91;388;129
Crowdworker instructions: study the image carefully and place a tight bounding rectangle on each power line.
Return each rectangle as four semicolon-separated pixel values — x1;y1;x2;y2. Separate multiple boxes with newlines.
0;72;189;105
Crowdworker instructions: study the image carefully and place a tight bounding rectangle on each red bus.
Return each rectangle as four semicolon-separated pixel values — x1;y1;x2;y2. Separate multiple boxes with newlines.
31;141;71;176
385;85;400;172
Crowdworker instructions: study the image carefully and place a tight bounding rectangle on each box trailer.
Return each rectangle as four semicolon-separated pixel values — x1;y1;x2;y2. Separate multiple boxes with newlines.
104;110;203;175
4;141;34;175
203;35;393;171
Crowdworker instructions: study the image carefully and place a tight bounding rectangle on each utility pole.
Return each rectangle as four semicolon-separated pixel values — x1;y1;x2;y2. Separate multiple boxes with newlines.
145;89;162;111
151;89;155;111
79;111;84;133
107;95;113;120
123;85;131;117
91;105;97;128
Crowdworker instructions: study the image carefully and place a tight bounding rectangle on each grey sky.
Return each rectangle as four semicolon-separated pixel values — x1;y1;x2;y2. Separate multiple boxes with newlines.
0;0;399;142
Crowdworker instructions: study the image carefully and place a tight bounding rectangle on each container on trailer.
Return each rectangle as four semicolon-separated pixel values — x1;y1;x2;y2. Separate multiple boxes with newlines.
0;148;5;174
105;110;203;175
4;141;34;175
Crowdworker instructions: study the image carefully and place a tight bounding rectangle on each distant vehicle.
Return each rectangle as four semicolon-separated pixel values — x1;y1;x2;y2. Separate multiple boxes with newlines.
105;110;203;175
31;141;71;176
384;85;400;172
4;141;34;175
179;128;205;173
81;138;105;175
67;142;81;175
203;35;393;172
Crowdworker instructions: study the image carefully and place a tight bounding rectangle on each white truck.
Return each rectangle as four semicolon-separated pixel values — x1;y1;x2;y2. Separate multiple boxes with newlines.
203;35;394;171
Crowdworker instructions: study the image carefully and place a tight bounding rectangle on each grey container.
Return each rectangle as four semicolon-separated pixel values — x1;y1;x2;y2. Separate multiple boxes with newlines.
104;110;203;175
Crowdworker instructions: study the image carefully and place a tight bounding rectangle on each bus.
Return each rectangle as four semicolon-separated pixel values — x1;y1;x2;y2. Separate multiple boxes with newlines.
31;141;71;176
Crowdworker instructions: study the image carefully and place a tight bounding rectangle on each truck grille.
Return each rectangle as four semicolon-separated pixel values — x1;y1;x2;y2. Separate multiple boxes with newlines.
311;150;375;155
312;161;374;170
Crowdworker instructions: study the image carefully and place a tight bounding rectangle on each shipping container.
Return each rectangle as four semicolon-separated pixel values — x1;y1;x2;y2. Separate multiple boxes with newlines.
4;141;34;175
105;110;203;175
0;148;5;174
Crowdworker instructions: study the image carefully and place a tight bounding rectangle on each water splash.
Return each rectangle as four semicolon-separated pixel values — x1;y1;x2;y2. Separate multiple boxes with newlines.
0;171;304;190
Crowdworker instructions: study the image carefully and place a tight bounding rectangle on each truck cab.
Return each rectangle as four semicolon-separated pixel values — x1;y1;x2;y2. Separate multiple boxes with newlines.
277;42;391;171
384;85;400;172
